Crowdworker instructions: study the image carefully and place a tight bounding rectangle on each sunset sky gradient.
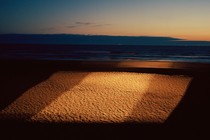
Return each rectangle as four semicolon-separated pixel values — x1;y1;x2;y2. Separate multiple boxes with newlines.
0;0;210;41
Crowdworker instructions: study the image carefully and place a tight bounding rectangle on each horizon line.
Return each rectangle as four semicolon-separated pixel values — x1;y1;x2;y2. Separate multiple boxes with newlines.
1;33;210;42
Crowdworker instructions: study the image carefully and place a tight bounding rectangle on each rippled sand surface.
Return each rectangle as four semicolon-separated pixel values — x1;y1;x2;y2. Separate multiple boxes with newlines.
0;71;191;123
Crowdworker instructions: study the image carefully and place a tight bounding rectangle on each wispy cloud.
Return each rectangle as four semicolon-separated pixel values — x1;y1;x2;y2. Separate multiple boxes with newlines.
66;22;112;29
75;22;94;25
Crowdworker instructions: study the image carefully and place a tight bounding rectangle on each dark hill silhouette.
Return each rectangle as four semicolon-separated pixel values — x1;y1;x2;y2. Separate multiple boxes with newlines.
0;34;210;46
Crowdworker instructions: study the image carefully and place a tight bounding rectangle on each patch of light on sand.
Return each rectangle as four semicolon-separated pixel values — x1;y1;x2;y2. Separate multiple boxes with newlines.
31;72;191;123
31;72;153;122
0;72;192;123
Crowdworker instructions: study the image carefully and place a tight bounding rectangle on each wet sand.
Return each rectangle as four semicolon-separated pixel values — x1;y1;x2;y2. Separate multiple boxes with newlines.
0;60;210;139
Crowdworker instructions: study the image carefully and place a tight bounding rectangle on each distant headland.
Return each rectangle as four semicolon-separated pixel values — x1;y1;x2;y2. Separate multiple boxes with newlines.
0;34;210;46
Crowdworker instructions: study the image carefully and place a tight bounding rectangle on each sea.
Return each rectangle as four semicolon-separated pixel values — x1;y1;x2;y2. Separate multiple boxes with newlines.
0;44;210;63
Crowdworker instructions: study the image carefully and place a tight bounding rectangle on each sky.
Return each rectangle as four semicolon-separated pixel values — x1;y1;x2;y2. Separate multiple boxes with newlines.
0;0;210;41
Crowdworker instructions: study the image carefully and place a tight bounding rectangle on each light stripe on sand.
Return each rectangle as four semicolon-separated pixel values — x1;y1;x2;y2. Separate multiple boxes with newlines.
0;72;191;123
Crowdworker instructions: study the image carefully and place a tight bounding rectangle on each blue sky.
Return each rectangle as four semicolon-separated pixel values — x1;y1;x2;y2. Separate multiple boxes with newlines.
0;0;210;41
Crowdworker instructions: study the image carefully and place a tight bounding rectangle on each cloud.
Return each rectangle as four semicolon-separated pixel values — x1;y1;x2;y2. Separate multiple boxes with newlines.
66;22;112;29
75;22;94;25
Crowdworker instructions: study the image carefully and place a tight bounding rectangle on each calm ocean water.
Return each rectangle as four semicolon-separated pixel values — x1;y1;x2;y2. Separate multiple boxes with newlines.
0;44;210;63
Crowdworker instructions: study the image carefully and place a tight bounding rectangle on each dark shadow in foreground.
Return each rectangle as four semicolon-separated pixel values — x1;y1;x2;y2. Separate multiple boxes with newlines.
165;72;210;139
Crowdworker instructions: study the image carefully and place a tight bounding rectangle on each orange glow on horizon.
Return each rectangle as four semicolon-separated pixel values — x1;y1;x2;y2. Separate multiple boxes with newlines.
1;0;210;42
57;29;210;41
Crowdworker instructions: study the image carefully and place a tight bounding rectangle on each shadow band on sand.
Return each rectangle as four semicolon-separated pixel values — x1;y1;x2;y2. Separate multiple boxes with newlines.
0;66;89;120
0;60;210;139
0;67;56;111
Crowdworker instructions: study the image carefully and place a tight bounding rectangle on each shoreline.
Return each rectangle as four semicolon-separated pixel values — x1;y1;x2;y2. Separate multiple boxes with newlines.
1;59;210;72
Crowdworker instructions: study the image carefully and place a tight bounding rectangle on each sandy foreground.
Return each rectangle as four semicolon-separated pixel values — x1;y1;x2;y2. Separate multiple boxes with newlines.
0;71;191;123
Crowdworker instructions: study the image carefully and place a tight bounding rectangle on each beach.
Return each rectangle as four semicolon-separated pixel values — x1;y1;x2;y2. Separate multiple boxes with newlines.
0;71;191;123
0;60;210;139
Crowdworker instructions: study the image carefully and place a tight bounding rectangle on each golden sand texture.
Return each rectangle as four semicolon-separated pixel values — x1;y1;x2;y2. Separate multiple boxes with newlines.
0;72;191;123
